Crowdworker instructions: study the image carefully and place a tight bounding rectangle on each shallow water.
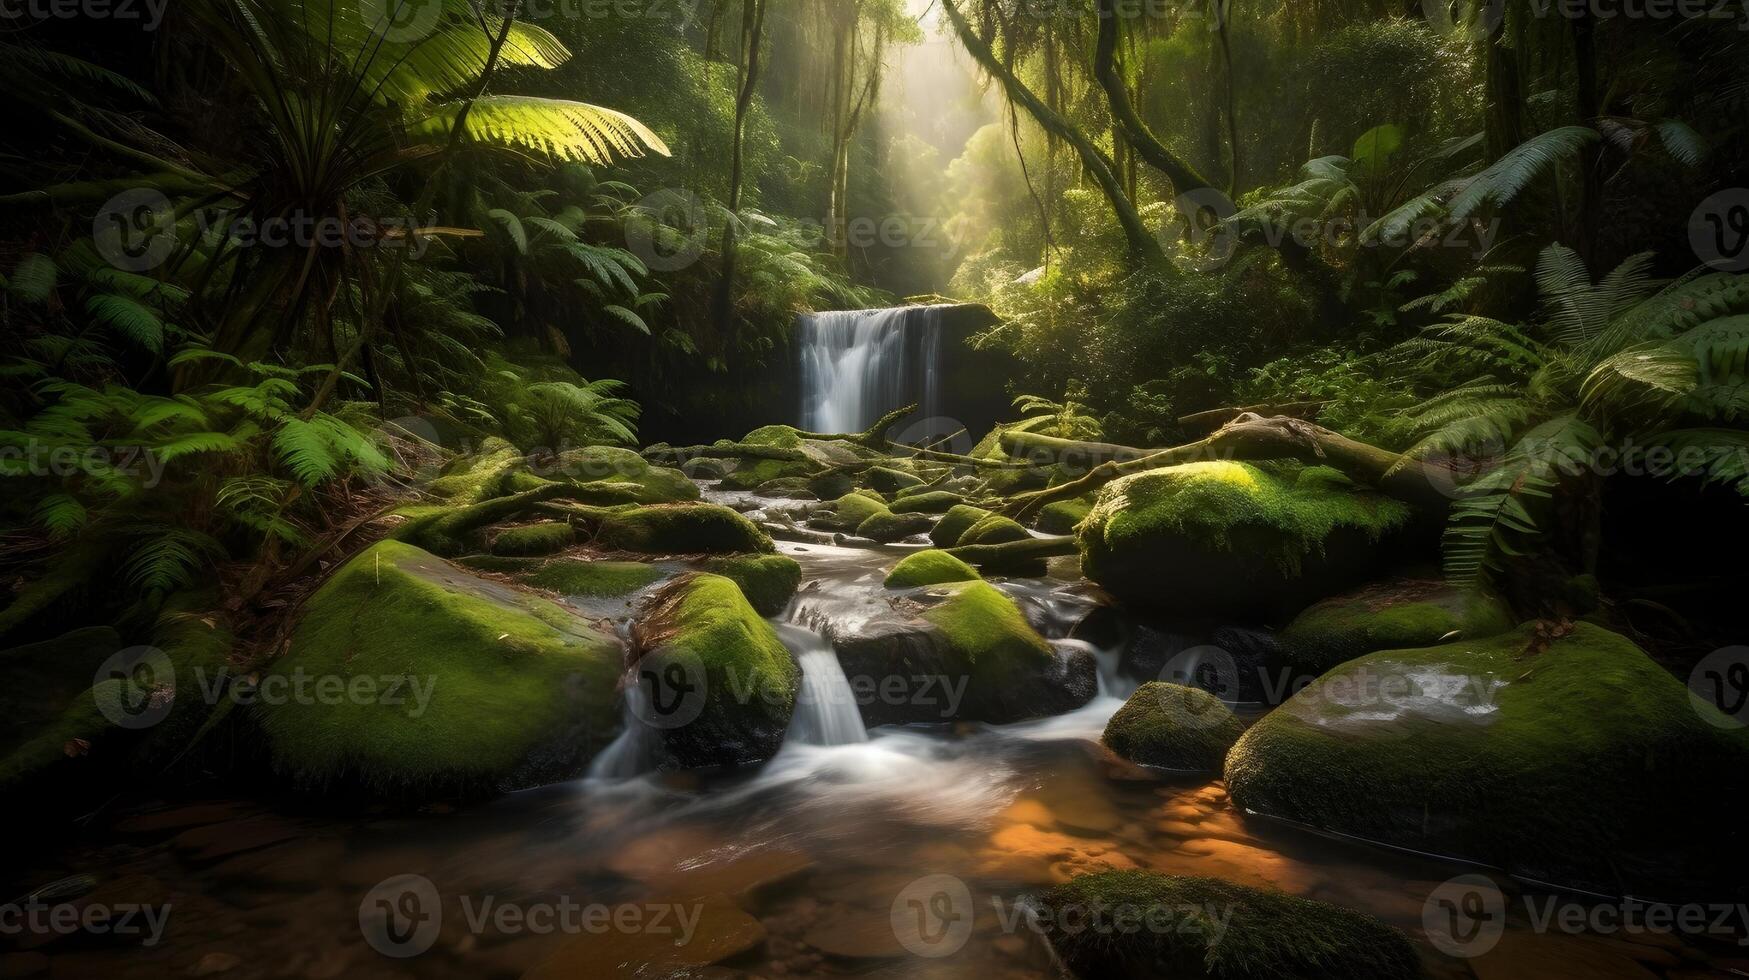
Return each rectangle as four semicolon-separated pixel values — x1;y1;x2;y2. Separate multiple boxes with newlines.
7;509;1742;979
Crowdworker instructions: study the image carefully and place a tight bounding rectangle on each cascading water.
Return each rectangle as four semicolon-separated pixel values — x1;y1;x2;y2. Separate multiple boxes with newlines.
777;622;868;746
798;306;946;433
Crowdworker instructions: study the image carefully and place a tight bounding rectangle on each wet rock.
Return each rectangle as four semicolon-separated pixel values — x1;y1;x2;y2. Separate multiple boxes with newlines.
1225;622;1749;894
883;551;979;589
701;555;804;616
257;540;623;797
631;573;800;769
1077;461;1416;620
1036;871;1419;980
1102;683;1243;773
1276;577;1514;676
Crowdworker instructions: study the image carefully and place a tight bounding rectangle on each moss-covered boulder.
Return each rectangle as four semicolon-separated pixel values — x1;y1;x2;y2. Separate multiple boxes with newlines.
960;512;1030;546
857;510;932;543
811;492;888;533
1277;578;1514;676
702;555;803;616
885;550;981;589
549;446;699;504
593;503;773;555
631;574;799;769
1037;871;1419;980
1102;683;1242;772
522;559;666;598
929;504;993;547
489;521;575;557
1225;622;1749;892
829;581;1096;726
425;437;524;502
889;490;964;514
1036;497;1093;535
867;465;924;495
1077;461;1415;620
257;540;622;796
719;425;819;490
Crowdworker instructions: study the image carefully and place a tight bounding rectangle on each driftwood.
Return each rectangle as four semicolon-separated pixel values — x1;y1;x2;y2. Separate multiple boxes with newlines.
997;414;1449;522
1177;400;1327;437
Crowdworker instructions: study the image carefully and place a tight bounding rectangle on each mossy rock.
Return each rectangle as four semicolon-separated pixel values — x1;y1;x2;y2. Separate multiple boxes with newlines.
807;471;855;500
522;559;666;598
1078;461;1415;620
921;581;1085;721
1;627;128;793
489;521;575;557
680;457;728;482
1036;497;1093;535
632;574;799;769
720;425;819;490
1277;578;1515;676
889;490;964;514
456;554;547;574
885;550;981;589
425;438;524;503
1225;622;1749;893
1102;682;1242;773
929;504;993;548
811;492;889;533
1038;871;1419;980
867;466;924;494
857;510;932;543
258;540;622;796
549;446;699;504
593;504;773;555
702;555;803;617
960;512;1030;546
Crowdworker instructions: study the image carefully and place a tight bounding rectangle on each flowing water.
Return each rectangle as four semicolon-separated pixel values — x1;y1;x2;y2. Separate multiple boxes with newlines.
798;307;946;433
11;534;1735;978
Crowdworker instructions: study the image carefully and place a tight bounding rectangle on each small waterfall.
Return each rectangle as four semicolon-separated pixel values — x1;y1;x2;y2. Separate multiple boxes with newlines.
777;623;868;746
798;306;947;433
586;675;658;779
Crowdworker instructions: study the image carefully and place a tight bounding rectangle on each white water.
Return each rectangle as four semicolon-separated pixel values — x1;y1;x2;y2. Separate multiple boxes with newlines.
798;307;945;432
777;623;869;746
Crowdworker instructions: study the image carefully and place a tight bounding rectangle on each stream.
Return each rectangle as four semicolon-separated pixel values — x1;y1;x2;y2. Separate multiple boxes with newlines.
5;501;1734;979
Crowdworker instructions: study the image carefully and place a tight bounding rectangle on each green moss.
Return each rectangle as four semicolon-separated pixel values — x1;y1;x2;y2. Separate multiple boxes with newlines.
889;490;964;514
814;492;889;533
1225;622;1749;890
1082;461;1412;573
961;513;1031;546
1102;682;1242;772
885;551;981;589
426;438;523;503
922;581;1052;667
720;425;818;490
489;521;575;557
857;510;932;543
702;555;803;616
930;504;993;548
867;466;924;494
1038;871;1419;980
257;540;621;794
1277;579;1515;676
594;504;773;555
551;446;699;504
636;574;798;768
523;559;665;597
1036;497;1093;535
455;554;547;574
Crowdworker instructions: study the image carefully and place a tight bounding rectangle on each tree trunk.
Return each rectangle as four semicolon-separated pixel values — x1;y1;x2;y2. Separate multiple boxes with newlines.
942;0;1163;264
1093;0;1216;199
712;0;768;335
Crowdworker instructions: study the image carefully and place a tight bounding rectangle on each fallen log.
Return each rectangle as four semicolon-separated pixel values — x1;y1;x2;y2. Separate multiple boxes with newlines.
945;535;1080;574
998;414;1449;522
795;403;921;448
996;430;1154;465
1178;400;1326;437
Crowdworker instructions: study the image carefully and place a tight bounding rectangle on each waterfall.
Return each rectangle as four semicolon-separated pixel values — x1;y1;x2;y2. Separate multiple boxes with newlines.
798;306;946;433
776;623;868;746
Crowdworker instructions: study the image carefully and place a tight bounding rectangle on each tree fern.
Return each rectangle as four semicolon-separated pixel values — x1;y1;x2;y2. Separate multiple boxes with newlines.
85;293;166;353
